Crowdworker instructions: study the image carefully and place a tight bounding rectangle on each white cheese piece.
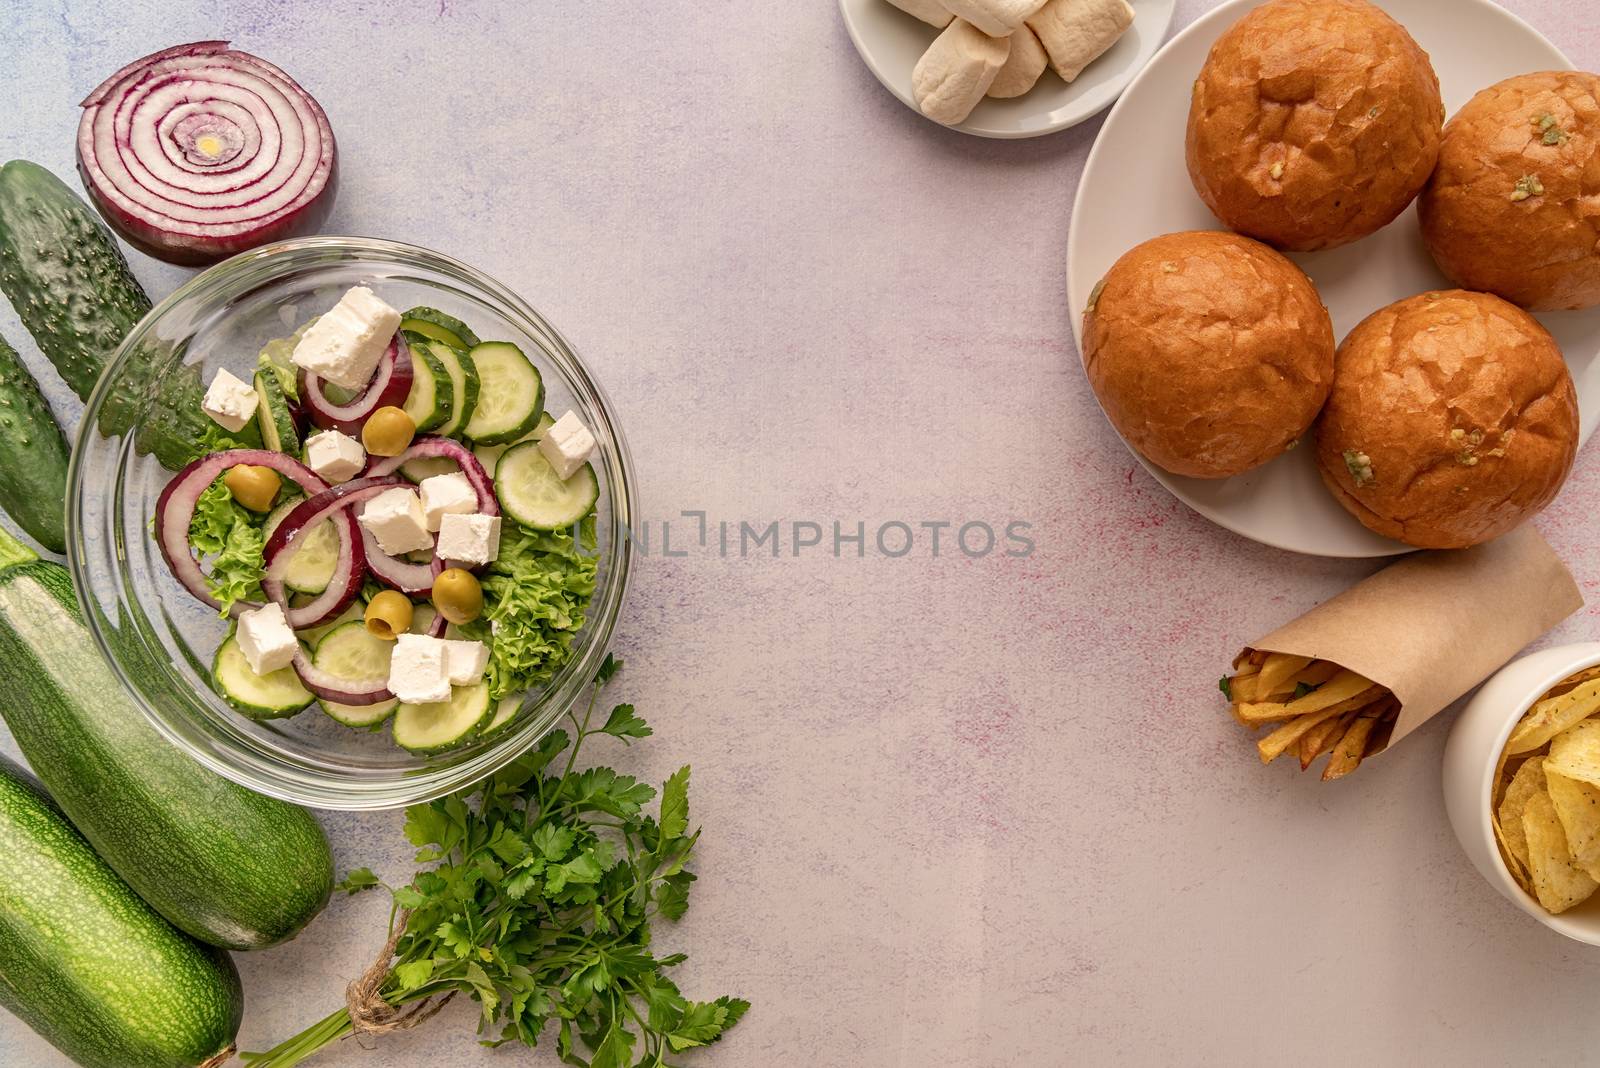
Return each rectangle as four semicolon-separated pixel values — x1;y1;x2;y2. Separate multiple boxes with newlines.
304;429;367;484
202;368;258;433
443;639;489;686
912;20;1011;125
358;488;434;556
1027;0;1133;83
941;0;1046;36
290;286;402;390
885;0;954;28
236;603;298;675
419;472;478;532
436;513;501;565
537;410;598;481
389;634;452;705
988;21;1049;97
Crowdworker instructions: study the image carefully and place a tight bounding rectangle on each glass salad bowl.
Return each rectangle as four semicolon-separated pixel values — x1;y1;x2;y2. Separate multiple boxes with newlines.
67;237;636;809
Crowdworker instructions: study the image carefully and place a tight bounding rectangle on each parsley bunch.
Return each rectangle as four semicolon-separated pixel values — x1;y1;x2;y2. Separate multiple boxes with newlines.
243;656;746;1067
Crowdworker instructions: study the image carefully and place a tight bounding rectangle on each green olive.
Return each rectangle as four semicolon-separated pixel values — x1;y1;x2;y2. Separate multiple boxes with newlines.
431;568;483;625
364;590;415;641
362;406;416;457
223;464;280;512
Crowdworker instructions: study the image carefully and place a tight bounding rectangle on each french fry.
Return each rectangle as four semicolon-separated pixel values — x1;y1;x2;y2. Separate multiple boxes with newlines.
1255;653;1313;698
1267;659;1341;699
1299;711;1354;770
1230;673;1258;704
1246;649;1267;667
1321;712;1380;781
1238;670;1378;724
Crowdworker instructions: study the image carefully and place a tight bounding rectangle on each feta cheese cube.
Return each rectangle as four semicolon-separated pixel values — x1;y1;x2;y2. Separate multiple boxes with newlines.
202;368;258;433
436;513;501;565
389;634;452;704
236;603;298;675
443;639;489;686
538;410;598;480
290;286;402;390
419;472;478;531
358;488;433;556
304;429;366;484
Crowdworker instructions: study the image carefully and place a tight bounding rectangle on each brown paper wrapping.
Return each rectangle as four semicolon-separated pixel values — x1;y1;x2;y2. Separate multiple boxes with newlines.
1241;526;1582;754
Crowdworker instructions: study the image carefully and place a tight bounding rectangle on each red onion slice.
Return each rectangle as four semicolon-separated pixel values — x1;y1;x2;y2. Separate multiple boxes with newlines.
77;41;337;265
300;333;413;434
288;646;391;706
155;449;328;617
260;478;409;628
367;436;498;515
361;527;437;595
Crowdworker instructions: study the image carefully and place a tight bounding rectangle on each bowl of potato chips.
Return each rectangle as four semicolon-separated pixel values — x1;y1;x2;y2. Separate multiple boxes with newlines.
1444;643;1600;942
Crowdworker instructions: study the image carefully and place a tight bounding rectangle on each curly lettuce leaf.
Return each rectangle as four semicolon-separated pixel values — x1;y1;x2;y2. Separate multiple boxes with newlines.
188;477;266;617
477;517;598;700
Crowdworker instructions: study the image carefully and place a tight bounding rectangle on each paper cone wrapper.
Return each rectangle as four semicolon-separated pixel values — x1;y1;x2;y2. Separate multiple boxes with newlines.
1242;526;1582;754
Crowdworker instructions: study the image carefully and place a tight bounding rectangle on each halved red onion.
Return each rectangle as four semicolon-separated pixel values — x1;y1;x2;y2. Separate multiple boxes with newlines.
299;334;413;434
156;449;328;617
77;42;337;266
260;478;407;628
367;436;498;515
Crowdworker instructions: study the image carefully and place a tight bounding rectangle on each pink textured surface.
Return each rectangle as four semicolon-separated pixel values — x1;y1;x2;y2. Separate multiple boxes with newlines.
3;1;1600;1065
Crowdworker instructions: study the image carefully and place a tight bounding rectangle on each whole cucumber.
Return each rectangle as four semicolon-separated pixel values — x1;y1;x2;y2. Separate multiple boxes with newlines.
0;333;68;551
0;160;214;468
0;539;334;950
0;753;242;1068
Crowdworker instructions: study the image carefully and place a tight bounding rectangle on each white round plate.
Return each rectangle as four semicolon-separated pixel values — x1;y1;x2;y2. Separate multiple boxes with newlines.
839;0;1177;139
1067;0;1600;558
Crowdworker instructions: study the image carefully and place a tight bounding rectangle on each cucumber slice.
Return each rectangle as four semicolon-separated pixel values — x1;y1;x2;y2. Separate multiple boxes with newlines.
463;342;544;444
263;498;339;594
495;441;599;531
482;695;522;736
410;603;438;635
400;455;459;483
312;622;398;728
399;335;453;432
428;341;479;438
473;411;555;474
293;596;363;648
399;307;480;352
393;682;491;753
253;369;300;454
213;633;312;720
321;696;397;729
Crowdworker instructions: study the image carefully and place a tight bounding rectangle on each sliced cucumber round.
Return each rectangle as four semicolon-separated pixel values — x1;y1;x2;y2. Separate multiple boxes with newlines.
213;634;312;719
482;695;522;736
322;697;397;729
400;307;480;352
393;681;492;753
495;441;599;531
463;342;543;444
293;596;364;648
410;603;438;635
428;341;479;438
253;369;300;454
473;411;554;475
400;335;453;432
311;622;398;729
264;498;339;594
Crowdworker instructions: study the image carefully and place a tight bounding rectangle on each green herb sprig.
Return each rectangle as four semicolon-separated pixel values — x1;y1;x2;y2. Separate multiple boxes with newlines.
243;656;746;1067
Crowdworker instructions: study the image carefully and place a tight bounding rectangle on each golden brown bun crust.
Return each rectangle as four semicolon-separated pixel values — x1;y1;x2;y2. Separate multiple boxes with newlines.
1418;71;1600;311
1314;290;1577;549
1185;0;1443;251
1083;230;1334;478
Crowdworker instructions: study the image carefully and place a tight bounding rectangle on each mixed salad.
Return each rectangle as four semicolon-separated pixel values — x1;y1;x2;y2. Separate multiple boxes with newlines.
156;286;602;753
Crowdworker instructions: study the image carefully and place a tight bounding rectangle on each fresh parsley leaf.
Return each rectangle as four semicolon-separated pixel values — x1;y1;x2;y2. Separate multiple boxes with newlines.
1218;675;1231;699
659;766;690;842
596;652;622;684
599;702;651;741
334;867;380;895
1293;682;1315;699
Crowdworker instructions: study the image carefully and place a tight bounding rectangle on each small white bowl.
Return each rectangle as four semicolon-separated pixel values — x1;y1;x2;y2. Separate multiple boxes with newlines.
838;0;1176;139
1443;642;1600;945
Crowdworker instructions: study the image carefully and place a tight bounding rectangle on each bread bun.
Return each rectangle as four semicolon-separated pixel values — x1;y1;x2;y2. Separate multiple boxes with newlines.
1185;0;1442;251
1419;71;1600;311
1082;230;1334;478
1314;290;1577;549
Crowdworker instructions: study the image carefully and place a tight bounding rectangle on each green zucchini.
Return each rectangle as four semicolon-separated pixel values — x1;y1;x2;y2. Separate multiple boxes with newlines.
0;754;242;1068
0;534;334;950
0;333;68;552
0;161;210;469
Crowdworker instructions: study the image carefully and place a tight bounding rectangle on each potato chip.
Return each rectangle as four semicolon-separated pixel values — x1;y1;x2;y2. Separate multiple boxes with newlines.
1238;670;1378;724
1521;789;1600;913
1255;653;1313;698
1544;665;1600;700
1493;816;1531;891
1545;769;1600;876
1497;757;1547;873
1506;678;1600;755
1544;719;1600;789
